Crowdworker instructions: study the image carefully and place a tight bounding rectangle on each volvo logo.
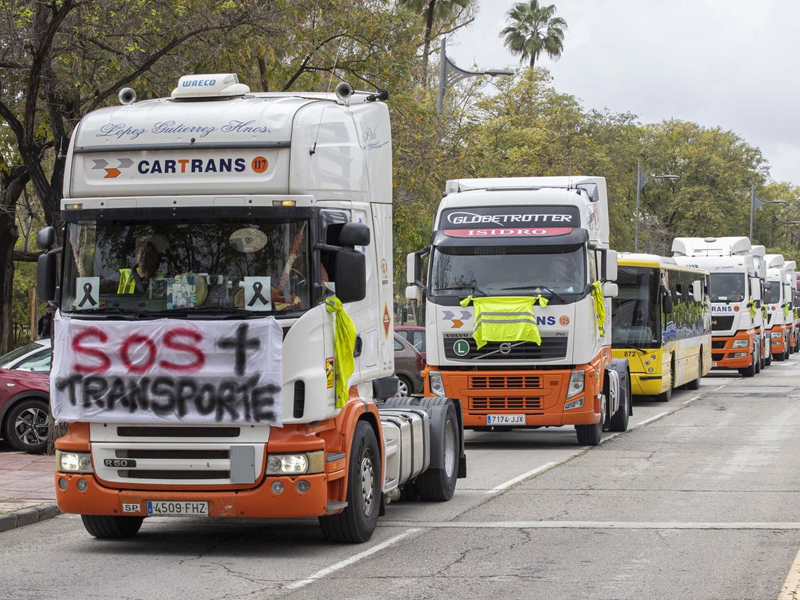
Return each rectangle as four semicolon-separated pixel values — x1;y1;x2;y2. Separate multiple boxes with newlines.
499;342;512;355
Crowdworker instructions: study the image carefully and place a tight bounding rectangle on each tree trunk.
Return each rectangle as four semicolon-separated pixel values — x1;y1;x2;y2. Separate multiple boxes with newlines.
421;0;437;85
0;166;30;354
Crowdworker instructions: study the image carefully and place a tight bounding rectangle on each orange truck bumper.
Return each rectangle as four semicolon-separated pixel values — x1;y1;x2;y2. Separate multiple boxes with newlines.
770;325;788;355
54;471;329;519
429;351;608;428
710;331;754;369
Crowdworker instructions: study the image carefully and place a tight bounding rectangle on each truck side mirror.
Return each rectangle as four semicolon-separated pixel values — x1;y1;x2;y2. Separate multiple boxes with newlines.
602;282;618;298
692;280;703;302
338;222;370;247
406;246;430;288
603;249;618;282
662;287;673;315
37;252;57;303
334;248;366;303
36;226;55;251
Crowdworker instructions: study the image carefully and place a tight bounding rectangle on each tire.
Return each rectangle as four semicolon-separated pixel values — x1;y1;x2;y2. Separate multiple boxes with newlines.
319;421;381;543
395;376;412;397
576;422;602;445
3;399;50;454
415;402;459;501
81;515;143;539
686;356;702;390
755;346;761;374
739;351;757;377
608;376;630;432
785;337;791;361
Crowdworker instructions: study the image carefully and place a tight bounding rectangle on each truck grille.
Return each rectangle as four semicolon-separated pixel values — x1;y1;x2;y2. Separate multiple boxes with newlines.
711;316;734;331
711;340;726;349
712;353;724;362
469;375;542;389
470;397;543;411
443;334;568;361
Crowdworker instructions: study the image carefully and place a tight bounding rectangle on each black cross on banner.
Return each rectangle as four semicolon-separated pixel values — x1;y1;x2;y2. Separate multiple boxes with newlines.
78;283;97;307
248;281;269;307
217;323;261;376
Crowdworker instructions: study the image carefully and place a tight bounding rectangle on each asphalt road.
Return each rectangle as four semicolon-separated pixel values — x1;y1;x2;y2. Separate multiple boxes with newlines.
3;360;800;600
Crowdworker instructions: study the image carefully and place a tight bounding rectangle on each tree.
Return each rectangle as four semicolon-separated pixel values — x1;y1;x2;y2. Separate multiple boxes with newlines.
397;0;475;84
500;0;567;69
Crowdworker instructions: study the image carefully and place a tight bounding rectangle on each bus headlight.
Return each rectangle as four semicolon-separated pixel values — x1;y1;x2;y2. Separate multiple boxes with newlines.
732;339;749;348
428;371;445;396
567;370;585;399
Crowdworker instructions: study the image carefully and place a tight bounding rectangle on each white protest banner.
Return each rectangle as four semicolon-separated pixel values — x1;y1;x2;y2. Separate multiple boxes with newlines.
51;314;283;426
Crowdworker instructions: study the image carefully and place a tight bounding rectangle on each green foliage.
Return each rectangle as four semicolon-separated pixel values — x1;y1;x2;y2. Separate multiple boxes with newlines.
500;0;567;68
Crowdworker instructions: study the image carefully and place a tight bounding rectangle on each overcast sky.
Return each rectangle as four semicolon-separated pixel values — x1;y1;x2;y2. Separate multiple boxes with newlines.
447;0;800;187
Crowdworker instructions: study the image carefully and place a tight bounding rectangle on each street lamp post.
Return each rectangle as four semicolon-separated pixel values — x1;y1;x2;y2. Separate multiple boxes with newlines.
750;185;788;240
437;37;513;113
634;158;679;252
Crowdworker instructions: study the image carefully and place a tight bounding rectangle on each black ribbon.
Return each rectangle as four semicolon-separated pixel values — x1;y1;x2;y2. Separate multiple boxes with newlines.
78;282;97;308
247;281;269;307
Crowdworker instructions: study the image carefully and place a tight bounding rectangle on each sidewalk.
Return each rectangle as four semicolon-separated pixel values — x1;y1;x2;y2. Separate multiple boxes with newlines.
0;446;59;531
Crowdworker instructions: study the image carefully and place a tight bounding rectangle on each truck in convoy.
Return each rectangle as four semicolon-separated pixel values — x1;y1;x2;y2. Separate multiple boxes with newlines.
794;273;800;352
611;254;711;401
783;261;797;353
35;74;465;543
406;177;632;447
750;245;772;368
671;237;762;376
764;254;792;361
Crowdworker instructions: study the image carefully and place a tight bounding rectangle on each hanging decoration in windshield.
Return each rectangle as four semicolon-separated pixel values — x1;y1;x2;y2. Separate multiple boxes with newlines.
439;206;580;238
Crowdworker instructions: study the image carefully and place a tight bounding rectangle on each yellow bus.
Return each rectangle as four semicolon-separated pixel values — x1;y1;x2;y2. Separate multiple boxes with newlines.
611;254;712;401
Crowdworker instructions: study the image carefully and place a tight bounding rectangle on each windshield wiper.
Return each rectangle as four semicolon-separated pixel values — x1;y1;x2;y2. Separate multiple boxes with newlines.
501;285;567;303
435;285;488;296
165;306;256;318
72;307;154;318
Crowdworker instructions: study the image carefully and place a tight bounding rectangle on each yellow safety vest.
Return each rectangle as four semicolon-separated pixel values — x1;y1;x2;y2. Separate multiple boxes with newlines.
117;269;136;294
460;295;548;349
591;281;606;335
325;296;356;409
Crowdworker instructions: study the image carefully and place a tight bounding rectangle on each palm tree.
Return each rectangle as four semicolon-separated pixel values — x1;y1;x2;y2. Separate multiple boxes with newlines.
500;0;567;69
398;0;474;83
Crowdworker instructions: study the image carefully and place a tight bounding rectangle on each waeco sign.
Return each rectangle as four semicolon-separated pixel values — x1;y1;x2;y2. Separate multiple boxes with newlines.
440;206;580;238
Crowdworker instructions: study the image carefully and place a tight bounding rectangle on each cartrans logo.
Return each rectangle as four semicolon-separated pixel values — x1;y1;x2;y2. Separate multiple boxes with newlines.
92;158;134;179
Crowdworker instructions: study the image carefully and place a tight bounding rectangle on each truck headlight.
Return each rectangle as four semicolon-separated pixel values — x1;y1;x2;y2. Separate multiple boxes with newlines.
567;370;585;399
428;371;445;397
732;339;749;348
772;331;783;339
56;450;93;474
564;397;584;410
266;451;324;475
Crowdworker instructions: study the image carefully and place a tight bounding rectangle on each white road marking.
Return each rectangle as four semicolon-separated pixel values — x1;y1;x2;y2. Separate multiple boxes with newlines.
635;411;669;427
378;521;800;530
487;462;559;494
713;384;728;392
285;528;421;591
682;395;701;405
778;548;800;600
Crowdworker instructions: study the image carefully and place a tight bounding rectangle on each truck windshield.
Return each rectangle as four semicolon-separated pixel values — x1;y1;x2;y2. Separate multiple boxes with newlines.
612;266;660;348
764;282;782;304
62;218;310;316
430;245;586;297
710;273;745;303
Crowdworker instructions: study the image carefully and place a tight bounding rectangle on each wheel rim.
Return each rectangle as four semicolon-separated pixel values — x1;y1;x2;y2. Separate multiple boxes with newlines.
360;453;375;517
14;407;49;447
397;379;409;396
443;419;457;478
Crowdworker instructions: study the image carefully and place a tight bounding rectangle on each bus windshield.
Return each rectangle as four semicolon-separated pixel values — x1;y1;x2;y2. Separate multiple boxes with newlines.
710;273;745;303
612;266;660;348
61;218;311;316
430;245;586;298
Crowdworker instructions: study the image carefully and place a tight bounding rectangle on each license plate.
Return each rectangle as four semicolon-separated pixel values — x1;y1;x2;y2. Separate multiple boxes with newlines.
712;362;717;367
487;414;525;425
146;501;208;516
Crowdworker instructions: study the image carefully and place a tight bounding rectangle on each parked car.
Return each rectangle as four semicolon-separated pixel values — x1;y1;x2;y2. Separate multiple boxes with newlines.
0;338;51;372
395;326;426;361
0;340;51;453
0;368;50;453
393;333;425;397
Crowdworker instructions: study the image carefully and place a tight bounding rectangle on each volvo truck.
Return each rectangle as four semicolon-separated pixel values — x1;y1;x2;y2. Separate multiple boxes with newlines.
406;177;632;446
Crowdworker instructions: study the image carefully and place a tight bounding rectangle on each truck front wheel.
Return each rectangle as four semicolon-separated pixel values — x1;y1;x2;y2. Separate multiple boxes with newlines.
81;515;143;539
319;421;381;543
415;401;459;501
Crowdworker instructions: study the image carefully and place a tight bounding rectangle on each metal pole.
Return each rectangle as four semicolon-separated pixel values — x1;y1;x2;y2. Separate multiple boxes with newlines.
749;185;755;240
437;37;447;114
635;158;641;253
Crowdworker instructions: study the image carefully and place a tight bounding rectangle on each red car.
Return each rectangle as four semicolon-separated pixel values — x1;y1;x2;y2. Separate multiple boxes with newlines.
0;368;50;454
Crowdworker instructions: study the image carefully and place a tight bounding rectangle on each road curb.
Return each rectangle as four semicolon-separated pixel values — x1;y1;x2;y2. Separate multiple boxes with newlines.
0;504;61;533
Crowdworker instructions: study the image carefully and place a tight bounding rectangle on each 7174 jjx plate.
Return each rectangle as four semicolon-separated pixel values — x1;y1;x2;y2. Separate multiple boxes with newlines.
712;362;718;367
146;501;208;516
487;414;525;425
